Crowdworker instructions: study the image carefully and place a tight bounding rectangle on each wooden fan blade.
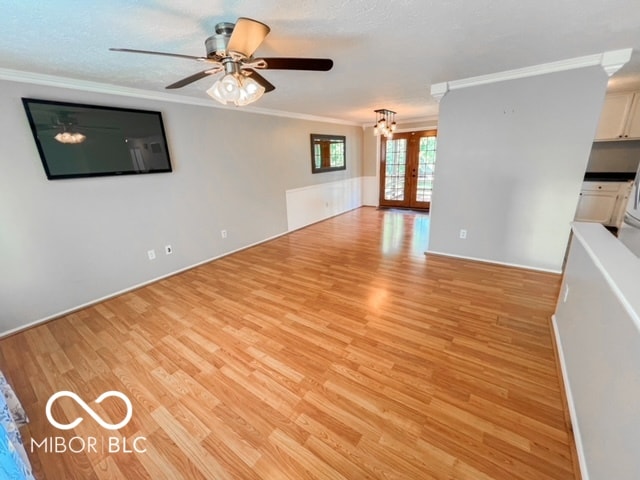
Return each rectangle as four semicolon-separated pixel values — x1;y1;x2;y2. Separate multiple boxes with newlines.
166;69;218;89
244;69;276;93
258;57;333;71
227;17;270;57
110;48;206;61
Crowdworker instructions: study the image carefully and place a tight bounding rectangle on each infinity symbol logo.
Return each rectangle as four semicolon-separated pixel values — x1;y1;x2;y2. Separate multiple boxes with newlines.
45;391;133;431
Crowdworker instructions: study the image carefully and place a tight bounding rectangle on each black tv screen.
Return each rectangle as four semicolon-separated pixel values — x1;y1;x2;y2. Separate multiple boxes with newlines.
22;98;172;180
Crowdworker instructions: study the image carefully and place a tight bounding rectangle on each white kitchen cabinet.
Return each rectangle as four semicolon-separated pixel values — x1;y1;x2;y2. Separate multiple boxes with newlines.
627;95;640;139
575;181;633;227
575;191;617;223
595;92;640;141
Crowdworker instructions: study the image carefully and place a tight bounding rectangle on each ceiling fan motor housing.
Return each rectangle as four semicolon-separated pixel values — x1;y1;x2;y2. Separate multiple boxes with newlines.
205;22;234;58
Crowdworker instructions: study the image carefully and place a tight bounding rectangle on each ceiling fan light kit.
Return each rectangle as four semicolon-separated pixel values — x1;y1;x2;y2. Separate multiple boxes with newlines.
110;17;333;107
206;58;266;106
206;73;265;106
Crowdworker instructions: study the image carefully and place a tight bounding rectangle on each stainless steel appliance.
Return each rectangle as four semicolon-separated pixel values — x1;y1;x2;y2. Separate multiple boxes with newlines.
624;166;640;228
619;164;640;256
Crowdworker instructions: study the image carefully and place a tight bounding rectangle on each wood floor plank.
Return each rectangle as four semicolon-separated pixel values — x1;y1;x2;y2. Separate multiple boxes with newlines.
0;207;579;479
151;406;232;480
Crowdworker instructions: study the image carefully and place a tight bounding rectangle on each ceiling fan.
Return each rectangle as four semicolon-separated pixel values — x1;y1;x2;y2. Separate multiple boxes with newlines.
110;17;334;106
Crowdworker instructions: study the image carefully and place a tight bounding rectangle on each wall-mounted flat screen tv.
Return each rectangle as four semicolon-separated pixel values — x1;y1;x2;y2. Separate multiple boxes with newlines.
22;98;173;180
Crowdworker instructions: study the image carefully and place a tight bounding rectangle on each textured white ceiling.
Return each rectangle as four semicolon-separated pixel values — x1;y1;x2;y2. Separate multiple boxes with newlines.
2;0;640;124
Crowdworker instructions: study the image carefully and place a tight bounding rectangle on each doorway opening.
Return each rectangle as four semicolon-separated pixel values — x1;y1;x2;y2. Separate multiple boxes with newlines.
379;129;437;210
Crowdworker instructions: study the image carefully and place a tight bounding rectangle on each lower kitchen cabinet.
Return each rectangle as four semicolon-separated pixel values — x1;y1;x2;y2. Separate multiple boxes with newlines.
574;181;633;227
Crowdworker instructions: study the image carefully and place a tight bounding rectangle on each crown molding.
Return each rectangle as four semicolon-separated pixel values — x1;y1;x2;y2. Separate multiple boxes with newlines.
0;67;359;126
430;48;633;101
600;49;633;77
360;114;439;130
430;83;449;102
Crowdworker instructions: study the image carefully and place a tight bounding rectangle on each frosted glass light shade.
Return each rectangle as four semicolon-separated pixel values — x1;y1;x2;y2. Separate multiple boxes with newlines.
207;74;265;106
236;76;265;106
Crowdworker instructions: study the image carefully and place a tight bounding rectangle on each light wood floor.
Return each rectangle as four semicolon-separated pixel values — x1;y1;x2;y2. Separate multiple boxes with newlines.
0;207;578;480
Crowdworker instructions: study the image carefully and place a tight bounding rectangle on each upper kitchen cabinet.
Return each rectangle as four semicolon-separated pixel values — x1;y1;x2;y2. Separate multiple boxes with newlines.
595;92;640;141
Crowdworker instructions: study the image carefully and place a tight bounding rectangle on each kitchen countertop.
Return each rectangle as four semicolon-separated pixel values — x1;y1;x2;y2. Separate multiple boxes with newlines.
556;222;640;479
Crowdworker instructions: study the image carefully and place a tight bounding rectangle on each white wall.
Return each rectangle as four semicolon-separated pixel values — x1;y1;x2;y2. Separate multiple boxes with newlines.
361;125;380;207
0;78;363;335
427;66;609;272
553;222;640;480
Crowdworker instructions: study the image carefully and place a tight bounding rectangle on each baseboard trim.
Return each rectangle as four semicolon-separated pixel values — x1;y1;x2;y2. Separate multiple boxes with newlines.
0;228;294;339
425;249;562;274
551;314;589;480
1;207;374;339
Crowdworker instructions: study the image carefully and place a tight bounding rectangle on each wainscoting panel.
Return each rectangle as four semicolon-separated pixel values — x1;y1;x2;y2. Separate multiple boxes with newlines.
286;177;363;231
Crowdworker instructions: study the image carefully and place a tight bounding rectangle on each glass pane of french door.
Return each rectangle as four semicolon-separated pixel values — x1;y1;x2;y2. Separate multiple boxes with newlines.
415;134;437;203
383;138;407;201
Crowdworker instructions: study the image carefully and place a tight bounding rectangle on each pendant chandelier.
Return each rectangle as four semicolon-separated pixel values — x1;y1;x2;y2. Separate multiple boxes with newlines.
373;109;397;138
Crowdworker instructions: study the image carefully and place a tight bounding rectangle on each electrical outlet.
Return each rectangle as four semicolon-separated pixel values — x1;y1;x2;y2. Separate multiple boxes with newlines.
147;249;156;260
165;245;173;255
563;284;570;303
221;229;227;239
459;229;467;239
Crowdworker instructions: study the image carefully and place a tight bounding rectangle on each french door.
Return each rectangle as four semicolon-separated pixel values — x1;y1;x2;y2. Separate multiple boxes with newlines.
379;129;437;210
